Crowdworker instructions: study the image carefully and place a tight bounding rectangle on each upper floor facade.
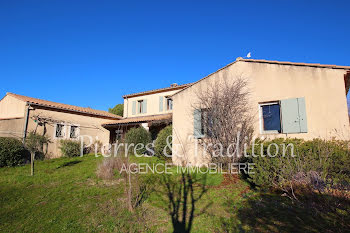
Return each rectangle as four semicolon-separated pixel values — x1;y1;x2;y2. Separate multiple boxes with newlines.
123;83;190;118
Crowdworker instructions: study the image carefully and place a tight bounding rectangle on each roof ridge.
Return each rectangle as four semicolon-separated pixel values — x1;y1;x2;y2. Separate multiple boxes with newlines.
123;83;192;98
6;92;121;119
172;58;350;97
236;57;350;69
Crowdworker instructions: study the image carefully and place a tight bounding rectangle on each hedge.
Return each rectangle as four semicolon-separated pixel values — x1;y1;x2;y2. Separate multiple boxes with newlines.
243;138;350;190
0;137;29;167
59;139;81;157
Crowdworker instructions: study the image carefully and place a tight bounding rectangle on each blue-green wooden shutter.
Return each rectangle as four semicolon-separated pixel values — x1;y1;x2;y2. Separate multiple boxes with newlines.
159;96;163;112
281;98;300;133
143;99;147;113
132;101;136;115
193;109;203;138
281;97;308;133
297;97;308;133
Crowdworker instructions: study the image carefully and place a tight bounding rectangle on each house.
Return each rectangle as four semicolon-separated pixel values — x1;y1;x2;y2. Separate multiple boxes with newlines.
0;92;121;158
3;57;349;163
103;83;191;141
171;58;350;166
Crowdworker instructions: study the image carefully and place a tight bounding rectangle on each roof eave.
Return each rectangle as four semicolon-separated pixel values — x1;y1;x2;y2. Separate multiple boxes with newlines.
122;84;192;99
28;102;121;120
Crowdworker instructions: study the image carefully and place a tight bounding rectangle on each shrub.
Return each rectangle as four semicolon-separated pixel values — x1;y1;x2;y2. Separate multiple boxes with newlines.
96;157;124;180
154;125;172;158
243;138;350;192
59;139;81;157
0;137;29;167
124;127;152;155
97;156;153;211
89;140;103;154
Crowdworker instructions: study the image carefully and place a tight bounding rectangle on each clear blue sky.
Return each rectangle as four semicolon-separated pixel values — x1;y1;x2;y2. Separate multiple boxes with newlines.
1;0;349;111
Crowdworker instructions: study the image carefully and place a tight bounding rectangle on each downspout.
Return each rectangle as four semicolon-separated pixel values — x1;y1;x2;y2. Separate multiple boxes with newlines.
22;103;31;144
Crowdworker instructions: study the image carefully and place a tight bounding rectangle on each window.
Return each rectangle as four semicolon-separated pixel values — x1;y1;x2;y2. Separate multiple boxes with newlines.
55;123;64;138
259;97;308;134
138;100;144;113
166;97;173;110
260;102;281;133
70;126;79;138
193;108;213;138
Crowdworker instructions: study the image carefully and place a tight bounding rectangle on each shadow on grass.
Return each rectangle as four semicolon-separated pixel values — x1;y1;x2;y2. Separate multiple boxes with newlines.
221;191;350;233
56;160;82;169
158;172;212;233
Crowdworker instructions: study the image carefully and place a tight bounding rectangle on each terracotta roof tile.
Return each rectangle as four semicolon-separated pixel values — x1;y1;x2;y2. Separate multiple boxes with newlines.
103;113;172;125
6;92;121;120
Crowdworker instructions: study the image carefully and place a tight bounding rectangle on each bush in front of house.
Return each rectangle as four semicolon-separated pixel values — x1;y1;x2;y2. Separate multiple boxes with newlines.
154;125;172;158
59;139;81;157
124;127;152;155
0;137;29;167
243;138;350;191
96;157;124;180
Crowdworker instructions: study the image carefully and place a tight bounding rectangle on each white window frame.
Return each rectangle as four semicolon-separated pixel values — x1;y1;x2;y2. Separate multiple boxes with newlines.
54;123;66;139
138;100;144;114
166;97;173;110
259;101;281;134
69;124;80;139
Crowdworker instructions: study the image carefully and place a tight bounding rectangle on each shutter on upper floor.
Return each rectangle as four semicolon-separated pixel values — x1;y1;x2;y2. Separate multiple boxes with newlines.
281;97;307;133
143;99;147;113
132;101;136;115
297;97;308;133
159;96;163;112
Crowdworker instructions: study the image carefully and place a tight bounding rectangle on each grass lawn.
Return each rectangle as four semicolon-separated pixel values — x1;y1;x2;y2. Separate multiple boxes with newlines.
0;155;348;232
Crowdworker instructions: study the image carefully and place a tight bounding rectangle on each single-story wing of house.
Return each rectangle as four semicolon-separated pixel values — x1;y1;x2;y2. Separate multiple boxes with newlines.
0;92;121;158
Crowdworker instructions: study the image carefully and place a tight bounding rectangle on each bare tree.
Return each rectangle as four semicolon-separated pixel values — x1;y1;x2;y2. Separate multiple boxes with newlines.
193;76;254;166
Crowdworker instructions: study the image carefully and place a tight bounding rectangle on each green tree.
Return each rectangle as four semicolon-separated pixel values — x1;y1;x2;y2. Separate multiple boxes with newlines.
25;132;50;176
108;103;124;116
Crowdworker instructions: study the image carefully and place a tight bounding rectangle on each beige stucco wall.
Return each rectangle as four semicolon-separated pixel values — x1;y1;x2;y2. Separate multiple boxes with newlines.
0;95;26;118
26;107;111;158
0;96;26;139
123;89;180;118
172;61;350;166
0;118;25;139
0;95;112;158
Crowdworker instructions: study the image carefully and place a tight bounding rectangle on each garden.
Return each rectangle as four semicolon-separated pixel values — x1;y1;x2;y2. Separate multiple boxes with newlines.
0;127;349;232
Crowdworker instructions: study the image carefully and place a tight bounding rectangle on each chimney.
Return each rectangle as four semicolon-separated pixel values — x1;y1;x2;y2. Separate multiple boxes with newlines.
170;83;178;88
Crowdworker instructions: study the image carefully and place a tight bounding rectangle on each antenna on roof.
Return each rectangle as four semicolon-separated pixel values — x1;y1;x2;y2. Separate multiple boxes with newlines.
246;52;251;58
